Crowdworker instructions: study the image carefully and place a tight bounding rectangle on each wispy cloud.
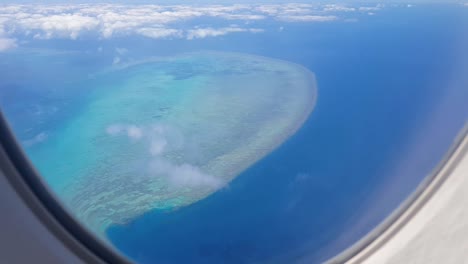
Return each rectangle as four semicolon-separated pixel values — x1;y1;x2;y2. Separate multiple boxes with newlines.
0;37;16;51
126;125;143;140
276;15;338;23
0;26;17;51
115;47;128;55
136;27;183;39
323;4;356;12
106;123;226;190
149;137;167;156
23;14;100;40
149;158;224;189
112;56;121;65
105;123;143;139
105;124;124;136
22;132;48;147
187;27;263;40
0;3;385;49
358;5;383;12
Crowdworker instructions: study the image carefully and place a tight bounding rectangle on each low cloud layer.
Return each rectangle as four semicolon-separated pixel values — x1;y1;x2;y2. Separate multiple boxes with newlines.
186;27;264;40
22;131;48;147
149;158;224;189
0;37;16;51
0;26;16;51
277;15;337;22
0;3;384;50
106;123;225;190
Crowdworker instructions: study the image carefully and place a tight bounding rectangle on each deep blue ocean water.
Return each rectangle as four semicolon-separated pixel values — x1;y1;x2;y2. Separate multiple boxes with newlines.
0;4;467;264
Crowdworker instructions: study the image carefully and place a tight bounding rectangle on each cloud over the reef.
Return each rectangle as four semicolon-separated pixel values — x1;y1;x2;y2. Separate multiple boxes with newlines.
0;3;384;46
276;15;337;22
22;132;48;147
106;123;226;190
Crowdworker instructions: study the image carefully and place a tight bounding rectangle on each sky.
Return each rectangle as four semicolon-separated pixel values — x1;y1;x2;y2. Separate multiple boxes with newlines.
0;2;377;51
3;0;466;3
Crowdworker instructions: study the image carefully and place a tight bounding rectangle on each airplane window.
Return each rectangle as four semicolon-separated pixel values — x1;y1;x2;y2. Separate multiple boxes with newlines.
0;1;467;263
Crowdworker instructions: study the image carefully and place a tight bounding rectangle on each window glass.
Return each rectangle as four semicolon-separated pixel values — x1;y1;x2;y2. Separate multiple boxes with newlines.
0;1;467;263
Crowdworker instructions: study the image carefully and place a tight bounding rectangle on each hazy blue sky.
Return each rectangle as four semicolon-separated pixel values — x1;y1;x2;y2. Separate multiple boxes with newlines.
3;0;464;3
0;0;466;52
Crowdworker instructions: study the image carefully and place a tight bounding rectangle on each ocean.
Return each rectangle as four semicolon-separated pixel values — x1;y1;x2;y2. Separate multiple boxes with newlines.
0;4;467;264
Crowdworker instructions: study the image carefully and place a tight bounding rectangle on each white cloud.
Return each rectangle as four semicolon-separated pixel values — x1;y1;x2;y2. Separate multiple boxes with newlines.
112;56;121;65
249;28;265;33
0;4;269;41
0;4;262;41
136;27;182;39
150;138;167;156
23;132;48;147
187;27;241;39
323;4;356;12
0;3;380;43
359;6;382;12
169;163;224;189
186;27;263;40
0;25;17;51
115;47;127;55
254;5;281;16
107;123;226;190
17;14;100;39
216;13;265;20
150;159;224;189
277;15;338;23
0;37;17;51
126;125;143;140
106;124;142;139
106;124;124;135
344;18;359;23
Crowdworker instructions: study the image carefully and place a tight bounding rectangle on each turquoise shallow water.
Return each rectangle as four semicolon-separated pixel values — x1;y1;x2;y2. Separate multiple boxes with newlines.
22;52;317;234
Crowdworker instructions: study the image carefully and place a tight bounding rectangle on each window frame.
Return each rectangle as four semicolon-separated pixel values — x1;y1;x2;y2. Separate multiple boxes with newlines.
0;112;131;264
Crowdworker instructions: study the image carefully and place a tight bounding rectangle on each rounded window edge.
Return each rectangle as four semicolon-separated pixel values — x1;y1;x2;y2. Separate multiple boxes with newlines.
326;125;468;264
0;111;132;264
